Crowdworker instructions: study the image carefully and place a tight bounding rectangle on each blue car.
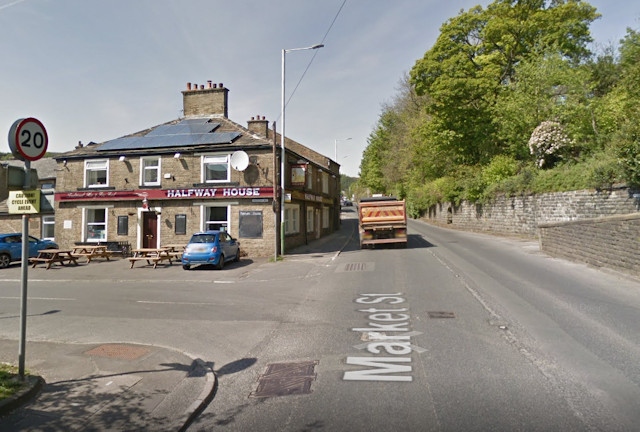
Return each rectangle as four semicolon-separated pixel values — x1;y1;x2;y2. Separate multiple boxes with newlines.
0;233;59;269
181;230;240;270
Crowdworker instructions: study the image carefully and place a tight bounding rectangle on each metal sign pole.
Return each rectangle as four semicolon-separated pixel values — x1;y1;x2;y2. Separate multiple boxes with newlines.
8;117;47;380
18;160;31;379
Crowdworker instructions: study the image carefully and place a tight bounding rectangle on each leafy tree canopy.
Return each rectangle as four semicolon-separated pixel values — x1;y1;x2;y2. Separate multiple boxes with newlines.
358;1;639;212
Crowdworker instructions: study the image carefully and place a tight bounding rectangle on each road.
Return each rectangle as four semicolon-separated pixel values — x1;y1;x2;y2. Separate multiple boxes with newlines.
1;208;640;431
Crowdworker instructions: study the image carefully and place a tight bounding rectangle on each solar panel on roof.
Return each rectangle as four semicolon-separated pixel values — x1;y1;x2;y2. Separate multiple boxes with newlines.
97;118;234;151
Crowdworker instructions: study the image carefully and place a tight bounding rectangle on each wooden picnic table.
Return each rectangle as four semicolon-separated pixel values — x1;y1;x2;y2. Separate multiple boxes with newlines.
160;244;186;260
71;244;112;263
128;248;174;269
30;249;79;269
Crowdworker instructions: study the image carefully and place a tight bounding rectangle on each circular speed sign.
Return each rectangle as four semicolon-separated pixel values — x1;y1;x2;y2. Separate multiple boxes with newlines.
8;117;48;161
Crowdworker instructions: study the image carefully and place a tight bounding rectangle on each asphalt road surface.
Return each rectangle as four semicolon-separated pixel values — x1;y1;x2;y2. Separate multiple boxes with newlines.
1;209;639;431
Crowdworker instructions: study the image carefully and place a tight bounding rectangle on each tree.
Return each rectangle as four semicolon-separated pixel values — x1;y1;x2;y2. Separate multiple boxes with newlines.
409;0;599;166
492;52;594;161
612;28;640;187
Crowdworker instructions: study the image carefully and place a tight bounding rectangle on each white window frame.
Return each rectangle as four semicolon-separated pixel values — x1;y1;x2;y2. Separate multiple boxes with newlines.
141;156;161;186
203;205;230;231
306;207;314;233
85;159;109;188
84;207;108;242
322;172;329;194
322;206;330;229
306;166;314;190
202;154;230;183
42;215;55;240
284;204;300;234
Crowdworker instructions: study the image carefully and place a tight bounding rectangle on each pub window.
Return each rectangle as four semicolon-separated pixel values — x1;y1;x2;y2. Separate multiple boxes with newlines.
85;160;108;188
306;207;314;232
322;206;330;229
284;204;300;234
175;214;187;235
205;206;229;231
42;215;55;240
117;216;129;236
203;154;230;183
85;208;107;241
322;172;329;194
141;157;161;186
306;166;313;190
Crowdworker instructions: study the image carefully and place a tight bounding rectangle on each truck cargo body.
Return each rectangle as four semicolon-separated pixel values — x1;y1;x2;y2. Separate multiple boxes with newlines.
358;197;407;248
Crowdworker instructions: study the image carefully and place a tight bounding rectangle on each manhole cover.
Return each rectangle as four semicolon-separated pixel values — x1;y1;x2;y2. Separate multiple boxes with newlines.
85;344;151;360
250;360;318;398
427;311;455;319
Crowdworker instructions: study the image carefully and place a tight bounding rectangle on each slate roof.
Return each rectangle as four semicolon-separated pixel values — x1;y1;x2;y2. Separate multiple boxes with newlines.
54;114;336;173
2;158;57;180
57;115;271;159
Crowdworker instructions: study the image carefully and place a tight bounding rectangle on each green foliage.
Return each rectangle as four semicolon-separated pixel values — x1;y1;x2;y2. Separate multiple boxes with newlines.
584;151;623;189
409;0;599;168
359;2;638;212
482;155;519;185
340;175;358;197
614;123;640;188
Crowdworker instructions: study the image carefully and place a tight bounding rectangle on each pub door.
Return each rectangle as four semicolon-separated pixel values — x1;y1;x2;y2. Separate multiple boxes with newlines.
142;211;158;248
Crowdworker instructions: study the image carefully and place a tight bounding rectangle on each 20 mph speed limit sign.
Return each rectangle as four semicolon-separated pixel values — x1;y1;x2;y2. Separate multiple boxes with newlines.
8;117;48;161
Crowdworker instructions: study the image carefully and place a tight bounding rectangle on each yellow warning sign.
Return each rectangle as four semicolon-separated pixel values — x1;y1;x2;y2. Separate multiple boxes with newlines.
8;190;40;214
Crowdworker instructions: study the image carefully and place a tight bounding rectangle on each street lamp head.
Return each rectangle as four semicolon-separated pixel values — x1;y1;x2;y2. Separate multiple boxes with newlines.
285;44;325;53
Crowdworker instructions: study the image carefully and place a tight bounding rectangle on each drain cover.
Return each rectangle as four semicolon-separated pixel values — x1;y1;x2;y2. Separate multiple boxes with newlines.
250;360;318;398
427;311;455;319
84;344;151;360
337;262;374;273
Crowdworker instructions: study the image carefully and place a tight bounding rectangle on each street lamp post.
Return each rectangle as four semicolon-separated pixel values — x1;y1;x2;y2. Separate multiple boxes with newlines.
280;43;324;256
334;137;352;162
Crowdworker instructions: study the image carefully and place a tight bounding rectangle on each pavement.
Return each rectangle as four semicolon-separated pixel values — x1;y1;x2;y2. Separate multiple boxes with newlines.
0;211;358;431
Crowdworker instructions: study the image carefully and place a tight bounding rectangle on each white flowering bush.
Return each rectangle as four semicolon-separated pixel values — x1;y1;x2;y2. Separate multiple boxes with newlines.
528;121;573;168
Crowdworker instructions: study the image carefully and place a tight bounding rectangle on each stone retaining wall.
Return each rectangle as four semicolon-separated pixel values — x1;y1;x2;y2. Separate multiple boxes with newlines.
538;214;640;279
421;186;640;278
423;187;639;237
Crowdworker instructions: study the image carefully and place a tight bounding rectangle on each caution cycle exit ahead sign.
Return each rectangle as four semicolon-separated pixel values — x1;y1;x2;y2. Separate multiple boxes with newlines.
8;190;40;214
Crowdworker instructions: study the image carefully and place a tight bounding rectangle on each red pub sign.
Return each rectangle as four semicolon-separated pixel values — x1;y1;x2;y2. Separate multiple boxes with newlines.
56;186;275;202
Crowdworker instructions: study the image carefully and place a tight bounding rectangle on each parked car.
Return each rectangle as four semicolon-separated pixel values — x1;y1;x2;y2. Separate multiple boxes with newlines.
0;234;59;268
181;230;240;270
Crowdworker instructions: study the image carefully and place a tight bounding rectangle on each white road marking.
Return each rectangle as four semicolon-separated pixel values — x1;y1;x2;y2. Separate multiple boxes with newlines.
0;296;75;301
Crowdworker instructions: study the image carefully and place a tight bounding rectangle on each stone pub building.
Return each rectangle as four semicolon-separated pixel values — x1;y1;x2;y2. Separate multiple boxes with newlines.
53;81;341;257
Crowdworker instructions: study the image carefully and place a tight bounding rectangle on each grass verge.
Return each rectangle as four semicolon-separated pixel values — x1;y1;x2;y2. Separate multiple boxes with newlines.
0;363;29;401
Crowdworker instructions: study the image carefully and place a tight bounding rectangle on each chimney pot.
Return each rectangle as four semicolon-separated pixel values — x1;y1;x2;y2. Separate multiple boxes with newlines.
187;82;192;90
213;83;217;88
219;83;223;88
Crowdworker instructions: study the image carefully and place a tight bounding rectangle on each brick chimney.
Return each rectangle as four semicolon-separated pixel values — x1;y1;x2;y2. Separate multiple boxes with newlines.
247;115;269;138
182;81;228;117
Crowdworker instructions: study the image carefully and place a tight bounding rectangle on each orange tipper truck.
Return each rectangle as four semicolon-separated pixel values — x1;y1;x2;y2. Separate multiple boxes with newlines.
358;196;407;248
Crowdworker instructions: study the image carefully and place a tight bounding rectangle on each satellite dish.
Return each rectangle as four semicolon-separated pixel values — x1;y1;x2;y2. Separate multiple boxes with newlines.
230;150;249;171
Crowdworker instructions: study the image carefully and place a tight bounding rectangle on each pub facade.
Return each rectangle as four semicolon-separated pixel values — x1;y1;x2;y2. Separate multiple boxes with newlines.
53;82;340;257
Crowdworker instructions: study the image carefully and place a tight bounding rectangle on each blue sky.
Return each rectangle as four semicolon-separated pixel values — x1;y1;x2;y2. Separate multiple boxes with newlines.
1;0;638;177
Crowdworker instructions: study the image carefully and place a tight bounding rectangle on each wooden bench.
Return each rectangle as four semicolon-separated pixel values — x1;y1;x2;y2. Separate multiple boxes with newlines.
128;248;174;268
30;250;79;269
71;245;113;263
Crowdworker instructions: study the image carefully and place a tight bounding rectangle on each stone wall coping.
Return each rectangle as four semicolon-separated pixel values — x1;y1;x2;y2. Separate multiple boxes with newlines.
538;212;640;228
